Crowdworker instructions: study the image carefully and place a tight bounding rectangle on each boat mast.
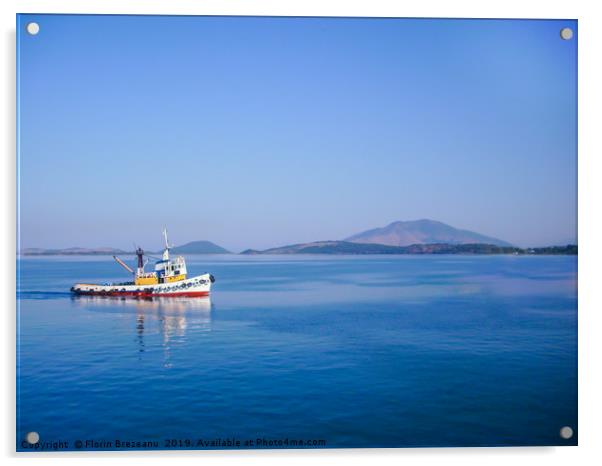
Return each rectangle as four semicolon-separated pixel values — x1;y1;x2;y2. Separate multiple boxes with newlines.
162;228;170;261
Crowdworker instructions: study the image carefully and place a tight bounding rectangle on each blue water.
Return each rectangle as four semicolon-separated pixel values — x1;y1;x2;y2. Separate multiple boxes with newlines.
16;255;577;450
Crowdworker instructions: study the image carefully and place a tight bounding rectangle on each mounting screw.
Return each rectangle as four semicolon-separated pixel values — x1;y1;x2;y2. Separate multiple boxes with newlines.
25;431;40;444
560;28;573;40
560;426;573;439
26;22;40;35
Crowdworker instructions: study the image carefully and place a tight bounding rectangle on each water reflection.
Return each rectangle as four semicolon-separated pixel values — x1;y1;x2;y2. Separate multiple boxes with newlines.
71;296;212;366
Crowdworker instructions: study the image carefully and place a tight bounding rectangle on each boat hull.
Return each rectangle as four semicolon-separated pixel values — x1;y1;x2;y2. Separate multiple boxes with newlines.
71;273;213;298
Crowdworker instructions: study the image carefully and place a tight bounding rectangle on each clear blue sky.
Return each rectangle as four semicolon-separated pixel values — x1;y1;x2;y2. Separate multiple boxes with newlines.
18;15;577;251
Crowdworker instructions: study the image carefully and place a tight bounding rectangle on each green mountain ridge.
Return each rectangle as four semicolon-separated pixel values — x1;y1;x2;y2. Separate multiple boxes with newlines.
241;241;577;255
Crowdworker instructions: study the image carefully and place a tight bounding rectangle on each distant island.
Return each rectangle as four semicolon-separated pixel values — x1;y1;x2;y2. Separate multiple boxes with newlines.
19;247;129;256
19;219;577;256
241;241;577;255
241;219;575;255
20;240;230;256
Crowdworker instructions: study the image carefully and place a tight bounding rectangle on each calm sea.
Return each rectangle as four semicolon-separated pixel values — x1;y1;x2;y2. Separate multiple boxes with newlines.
16;254;577;450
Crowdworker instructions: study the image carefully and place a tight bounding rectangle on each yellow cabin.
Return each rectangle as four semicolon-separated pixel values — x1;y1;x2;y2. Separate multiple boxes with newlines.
135;273;159;286
165;274;187;283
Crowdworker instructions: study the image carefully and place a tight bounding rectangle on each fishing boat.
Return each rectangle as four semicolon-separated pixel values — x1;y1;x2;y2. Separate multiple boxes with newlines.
71;229;215;298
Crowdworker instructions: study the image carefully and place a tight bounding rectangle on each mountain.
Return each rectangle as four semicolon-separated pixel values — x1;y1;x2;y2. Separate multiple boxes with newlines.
345;219;512;247
241;241;576;255
168;240;230;254
20;247;128;256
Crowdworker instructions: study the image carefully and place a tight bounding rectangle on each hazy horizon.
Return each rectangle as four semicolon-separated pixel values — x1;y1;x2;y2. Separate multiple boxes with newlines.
19;217;577;253
18;16;577;252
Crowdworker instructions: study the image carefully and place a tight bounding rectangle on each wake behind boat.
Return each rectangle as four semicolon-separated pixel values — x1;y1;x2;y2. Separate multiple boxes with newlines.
71;229;215;298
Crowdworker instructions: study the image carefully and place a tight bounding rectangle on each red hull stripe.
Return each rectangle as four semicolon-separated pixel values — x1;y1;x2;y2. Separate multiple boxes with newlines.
73;291;209;298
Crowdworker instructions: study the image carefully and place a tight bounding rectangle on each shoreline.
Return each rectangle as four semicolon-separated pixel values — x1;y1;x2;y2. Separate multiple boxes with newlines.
18;252;578;257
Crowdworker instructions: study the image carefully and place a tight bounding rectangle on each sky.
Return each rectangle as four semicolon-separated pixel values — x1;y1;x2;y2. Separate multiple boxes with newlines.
17;15;577;251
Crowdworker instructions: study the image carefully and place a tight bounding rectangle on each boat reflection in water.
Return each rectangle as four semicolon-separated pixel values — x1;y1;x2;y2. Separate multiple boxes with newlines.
71;295;212;367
